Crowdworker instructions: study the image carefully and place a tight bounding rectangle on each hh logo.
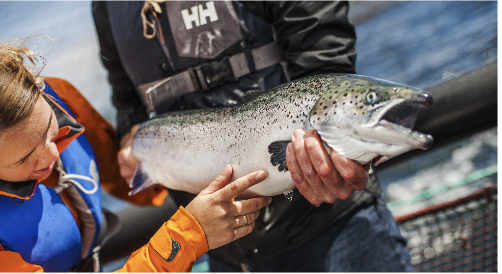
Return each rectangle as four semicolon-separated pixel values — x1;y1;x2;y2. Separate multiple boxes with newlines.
181;1;219;30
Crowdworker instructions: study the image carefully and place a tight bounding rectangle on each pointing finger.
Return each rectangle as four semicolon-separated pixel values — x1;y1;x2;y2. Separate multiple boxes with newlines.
217;170;268;202
204;165;234;194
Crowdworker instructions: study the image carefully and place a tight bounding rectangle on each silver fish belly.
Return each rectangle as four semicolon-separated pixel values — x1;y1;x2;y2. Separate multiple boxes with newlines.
131;74;433;196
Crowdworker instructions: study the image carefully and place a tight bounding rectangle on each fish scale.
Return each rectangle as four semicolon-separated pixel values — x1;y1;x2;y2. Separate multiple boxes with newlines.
131;74;433;197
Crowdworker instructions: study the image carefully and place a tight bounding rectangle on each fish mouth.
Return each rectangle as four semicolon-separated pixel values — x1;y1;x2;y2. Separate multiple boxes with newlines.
369;93;433;149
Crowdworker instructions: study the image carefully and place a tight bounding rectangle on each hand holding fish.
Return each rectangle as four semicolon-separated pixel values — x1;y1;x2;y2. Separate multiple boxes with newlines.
287;129;368;206
185;165;272;250
117;124;143;185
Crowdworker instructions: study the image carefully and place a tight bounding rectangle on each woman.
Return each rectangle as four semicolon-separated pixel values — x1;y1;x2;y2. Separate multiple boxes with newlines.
0;42;271;272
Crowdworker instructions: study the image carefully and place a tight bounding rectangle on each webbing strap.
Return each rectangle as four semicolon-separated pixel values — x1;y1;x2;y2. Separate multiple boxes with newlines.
55;159;122;271
137;41;282;115
54;159;97;260
71;209;122;272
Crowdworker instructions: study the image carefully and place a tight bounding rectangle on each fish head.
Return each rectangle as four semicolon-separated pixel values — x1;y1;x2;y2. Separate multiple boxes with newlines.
309;74;433;165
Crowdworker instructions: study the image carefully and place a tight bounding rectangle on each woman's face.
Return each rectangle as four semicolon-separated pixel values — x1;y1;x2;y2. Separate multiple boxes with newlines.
0;96;59;182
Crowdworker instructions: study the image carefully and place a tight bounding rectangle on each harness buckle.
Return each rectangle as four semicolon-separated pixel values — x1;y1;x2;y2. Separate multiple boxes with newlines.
189;56;236;92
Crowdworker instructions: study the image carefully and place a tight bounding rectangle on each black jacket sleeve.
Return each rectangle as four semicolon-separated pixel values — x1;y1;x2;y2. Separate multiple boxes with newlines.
92;1;148;139
241;1;357;79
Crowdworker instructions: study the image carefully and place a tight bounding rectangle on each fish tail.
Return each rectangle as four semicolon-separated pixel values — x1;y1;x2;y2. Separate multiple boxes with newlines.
129;163;157;196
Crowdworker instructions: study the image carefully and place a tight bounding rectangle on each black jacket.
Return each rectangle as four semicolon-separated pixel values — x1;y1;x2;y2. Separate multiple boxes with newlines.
93;1;380;270
93;1;357;138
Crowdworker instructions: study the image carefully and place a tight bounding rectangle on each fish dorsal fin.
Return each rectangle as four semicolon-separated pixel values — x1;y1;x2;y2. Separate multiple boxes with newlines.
268;141;290;172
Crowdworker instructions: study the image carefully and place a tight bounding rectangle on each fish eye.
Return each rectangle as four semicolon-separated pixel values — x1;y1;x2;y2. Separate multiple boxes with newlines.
365;91;379;105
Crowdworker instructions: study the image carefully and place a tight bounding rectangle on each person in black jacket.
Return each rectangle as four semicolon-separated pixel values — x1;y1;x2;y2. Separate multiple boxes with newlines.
92;1;414;271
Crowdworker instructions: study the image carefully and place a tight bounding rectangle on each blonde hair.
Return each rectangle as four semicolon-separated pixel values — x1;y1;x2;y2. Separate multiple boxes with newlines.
0;42;42;131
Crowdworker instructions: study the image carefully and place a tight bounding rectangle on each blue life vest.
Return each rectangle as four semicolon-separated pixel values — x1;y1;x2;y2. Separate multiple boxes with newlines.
0;82;103;271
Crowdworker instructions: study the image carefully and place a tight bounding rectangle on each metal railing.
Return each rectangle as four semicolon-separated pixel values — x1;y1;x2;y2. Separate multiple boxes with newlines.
396;184;497;272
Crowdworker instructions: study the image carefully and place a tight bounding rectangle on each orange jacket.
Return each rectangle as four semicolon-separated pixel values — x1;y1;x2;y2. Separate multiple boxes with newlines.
116;206;208;272
0;78;208;272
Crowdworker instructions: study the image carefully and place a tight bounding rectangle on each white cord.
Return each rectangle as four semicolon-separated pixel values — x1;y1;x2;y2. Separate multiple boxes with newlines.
56;159;98;195
60;174;98;195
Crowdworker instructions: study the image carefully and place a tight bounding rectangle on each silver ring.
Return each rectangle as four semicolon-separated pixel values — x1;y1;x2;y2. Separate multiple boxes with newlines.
243;215;248;226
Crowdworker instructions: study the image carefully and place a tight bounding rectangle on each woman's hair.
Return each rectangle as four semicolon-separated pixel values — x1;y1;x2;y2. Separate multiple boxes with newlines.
0;42;42;132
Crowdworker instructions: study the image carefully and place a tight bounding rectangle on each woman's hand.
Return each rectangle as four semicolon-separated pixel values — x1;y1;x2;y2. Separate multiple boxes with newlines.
286;129;369;207
185;165;271;250
117;124;141;185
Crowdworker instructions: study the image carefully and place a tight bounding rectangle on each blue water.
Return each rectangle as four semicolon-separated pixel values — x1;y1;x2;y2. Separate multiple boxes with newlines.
354;1;497;89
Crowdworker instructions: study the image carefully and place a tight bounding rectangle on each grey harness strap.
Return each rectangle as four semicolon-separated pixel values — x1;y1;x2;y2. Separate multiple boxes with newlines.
54;159;97;261
137;41;282;115
72;209;121;272
54;159;121;272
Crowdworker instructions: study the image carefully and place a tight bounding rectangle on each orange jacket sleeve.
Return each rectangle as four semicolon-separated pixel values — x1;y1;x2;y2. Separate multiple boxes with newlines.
115;206;209;272
0;251;44;272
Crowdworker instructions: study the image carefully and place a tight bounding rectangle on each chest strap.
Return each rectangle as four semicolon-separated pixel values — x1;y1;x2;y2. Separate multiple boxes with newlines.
54;159;99;260
54;159;121;272
137;41;282;116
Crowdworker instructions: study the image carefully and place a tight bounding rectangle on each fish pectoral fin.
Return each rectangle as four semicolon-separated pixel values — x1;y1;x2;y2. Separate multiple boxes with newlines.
268;140;290;172
129;163;157;196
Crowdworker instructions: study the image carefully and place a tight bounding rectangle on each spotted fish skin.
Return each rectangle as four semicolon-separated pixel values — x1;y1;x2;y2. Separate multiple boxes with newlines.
308;74;433;165
131;74;433;196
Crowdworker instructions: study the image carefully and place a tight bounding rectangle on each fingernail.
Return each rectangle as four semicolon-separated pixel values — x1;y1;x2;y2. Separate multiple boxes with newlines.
255;171;267;181
268;197;272;204
305;130;316;138
294;129;305;139
224;164;231;173
287;143;293;152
